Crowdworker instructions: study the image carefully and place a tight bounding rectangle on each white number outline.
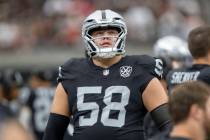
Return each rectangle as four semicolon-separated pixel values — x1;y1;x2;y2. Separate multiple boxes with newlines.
34;97;51;131
33;88;54;131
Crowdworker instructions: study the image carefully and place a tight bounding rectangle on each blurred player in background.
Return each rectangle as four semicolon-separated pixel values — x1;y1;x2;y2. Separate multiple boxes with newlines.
148;25;210;140
0;70;14;121
0;69;24;120
151;81;210;140
143;35;192;139
18;68;74;140
153;35;192;90
166;26;210;92
19;69;55;140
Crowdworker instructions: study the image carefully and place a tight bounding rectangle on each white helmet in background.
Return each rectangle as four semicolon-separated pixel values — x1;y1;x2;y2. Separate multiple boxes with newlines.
154;36;192;69
82;9;127;58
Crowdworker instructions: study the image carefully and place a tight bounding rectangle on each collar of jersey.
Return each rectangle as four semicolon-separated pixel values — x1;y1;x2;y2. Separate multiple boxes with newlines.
87;56;126;70
192;64;210;69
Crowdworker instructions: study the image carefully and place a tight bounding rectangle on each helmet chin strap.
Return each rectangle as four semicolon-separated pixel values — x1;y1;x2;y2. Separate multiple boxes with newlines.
92;47;117;58
97;52;116;58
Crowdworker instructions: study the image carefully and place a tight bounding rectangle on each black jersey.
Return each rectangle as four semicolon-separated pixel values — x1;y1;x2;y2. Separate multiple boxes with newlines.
58;55;162;140
22;87;55;140
166;64;210;93
197;66;210;85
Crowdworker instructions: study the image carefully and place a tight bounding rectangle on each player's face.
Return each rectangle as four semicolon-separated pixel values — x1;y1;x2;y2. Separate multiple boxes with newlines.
91;29;119;48
203;98;210;138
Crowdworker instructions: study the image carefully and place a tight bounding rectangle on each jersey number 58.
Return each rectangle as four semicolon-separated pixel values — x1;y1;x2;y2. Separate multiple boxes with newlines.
77;86;130;127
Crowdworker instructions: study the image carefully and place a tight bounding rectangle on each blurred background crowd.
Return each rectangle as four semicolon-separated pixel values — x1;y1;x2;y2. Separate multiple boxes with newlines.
0;0;210;139
0;0;210;68
0;0;209;50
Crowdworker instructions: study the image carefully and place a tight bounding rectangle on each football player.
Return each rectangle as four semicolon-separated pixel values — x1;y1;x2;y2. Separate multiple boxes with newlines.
145;26;210;139
166;26;210;93
154;36;191;70
20;69;55;140
153;35;192;90
151;81;210;140
143;36;191;139
43;9;171;140
0;69;24;118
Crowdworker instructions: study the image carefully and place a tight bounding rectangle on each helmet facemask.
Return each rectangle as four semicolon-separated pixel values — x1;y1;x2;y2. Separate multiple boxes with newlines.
82;10;127;58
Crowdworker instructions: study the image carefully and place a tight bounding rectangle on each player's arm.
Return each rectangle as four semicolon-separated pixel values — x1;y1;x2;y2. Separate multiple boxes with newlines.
142;78;171;131
43;83;70;140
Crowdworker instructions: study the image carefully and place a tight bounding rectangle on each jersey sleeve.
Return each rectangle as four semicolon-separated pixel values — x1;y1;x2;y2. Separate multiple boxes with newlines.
136;55;164;80
57;59;75;83
57;58;84;95
138;69;155;94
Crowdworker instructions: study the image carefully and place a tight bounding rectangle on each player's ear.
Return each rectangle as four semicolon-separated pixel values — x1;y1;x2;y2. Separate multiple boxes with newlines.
189;104;204;121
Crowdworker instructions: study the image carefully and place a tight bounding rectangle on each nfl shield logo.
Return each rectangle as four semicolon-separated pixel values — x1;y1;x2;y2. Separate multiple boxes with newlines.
120;66;132;78
103;69;109;76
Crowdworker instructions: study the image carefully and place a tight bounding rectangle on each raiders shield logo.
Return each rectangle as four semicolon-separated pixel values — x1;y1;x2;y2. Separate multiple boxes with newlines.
120;66;132;78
